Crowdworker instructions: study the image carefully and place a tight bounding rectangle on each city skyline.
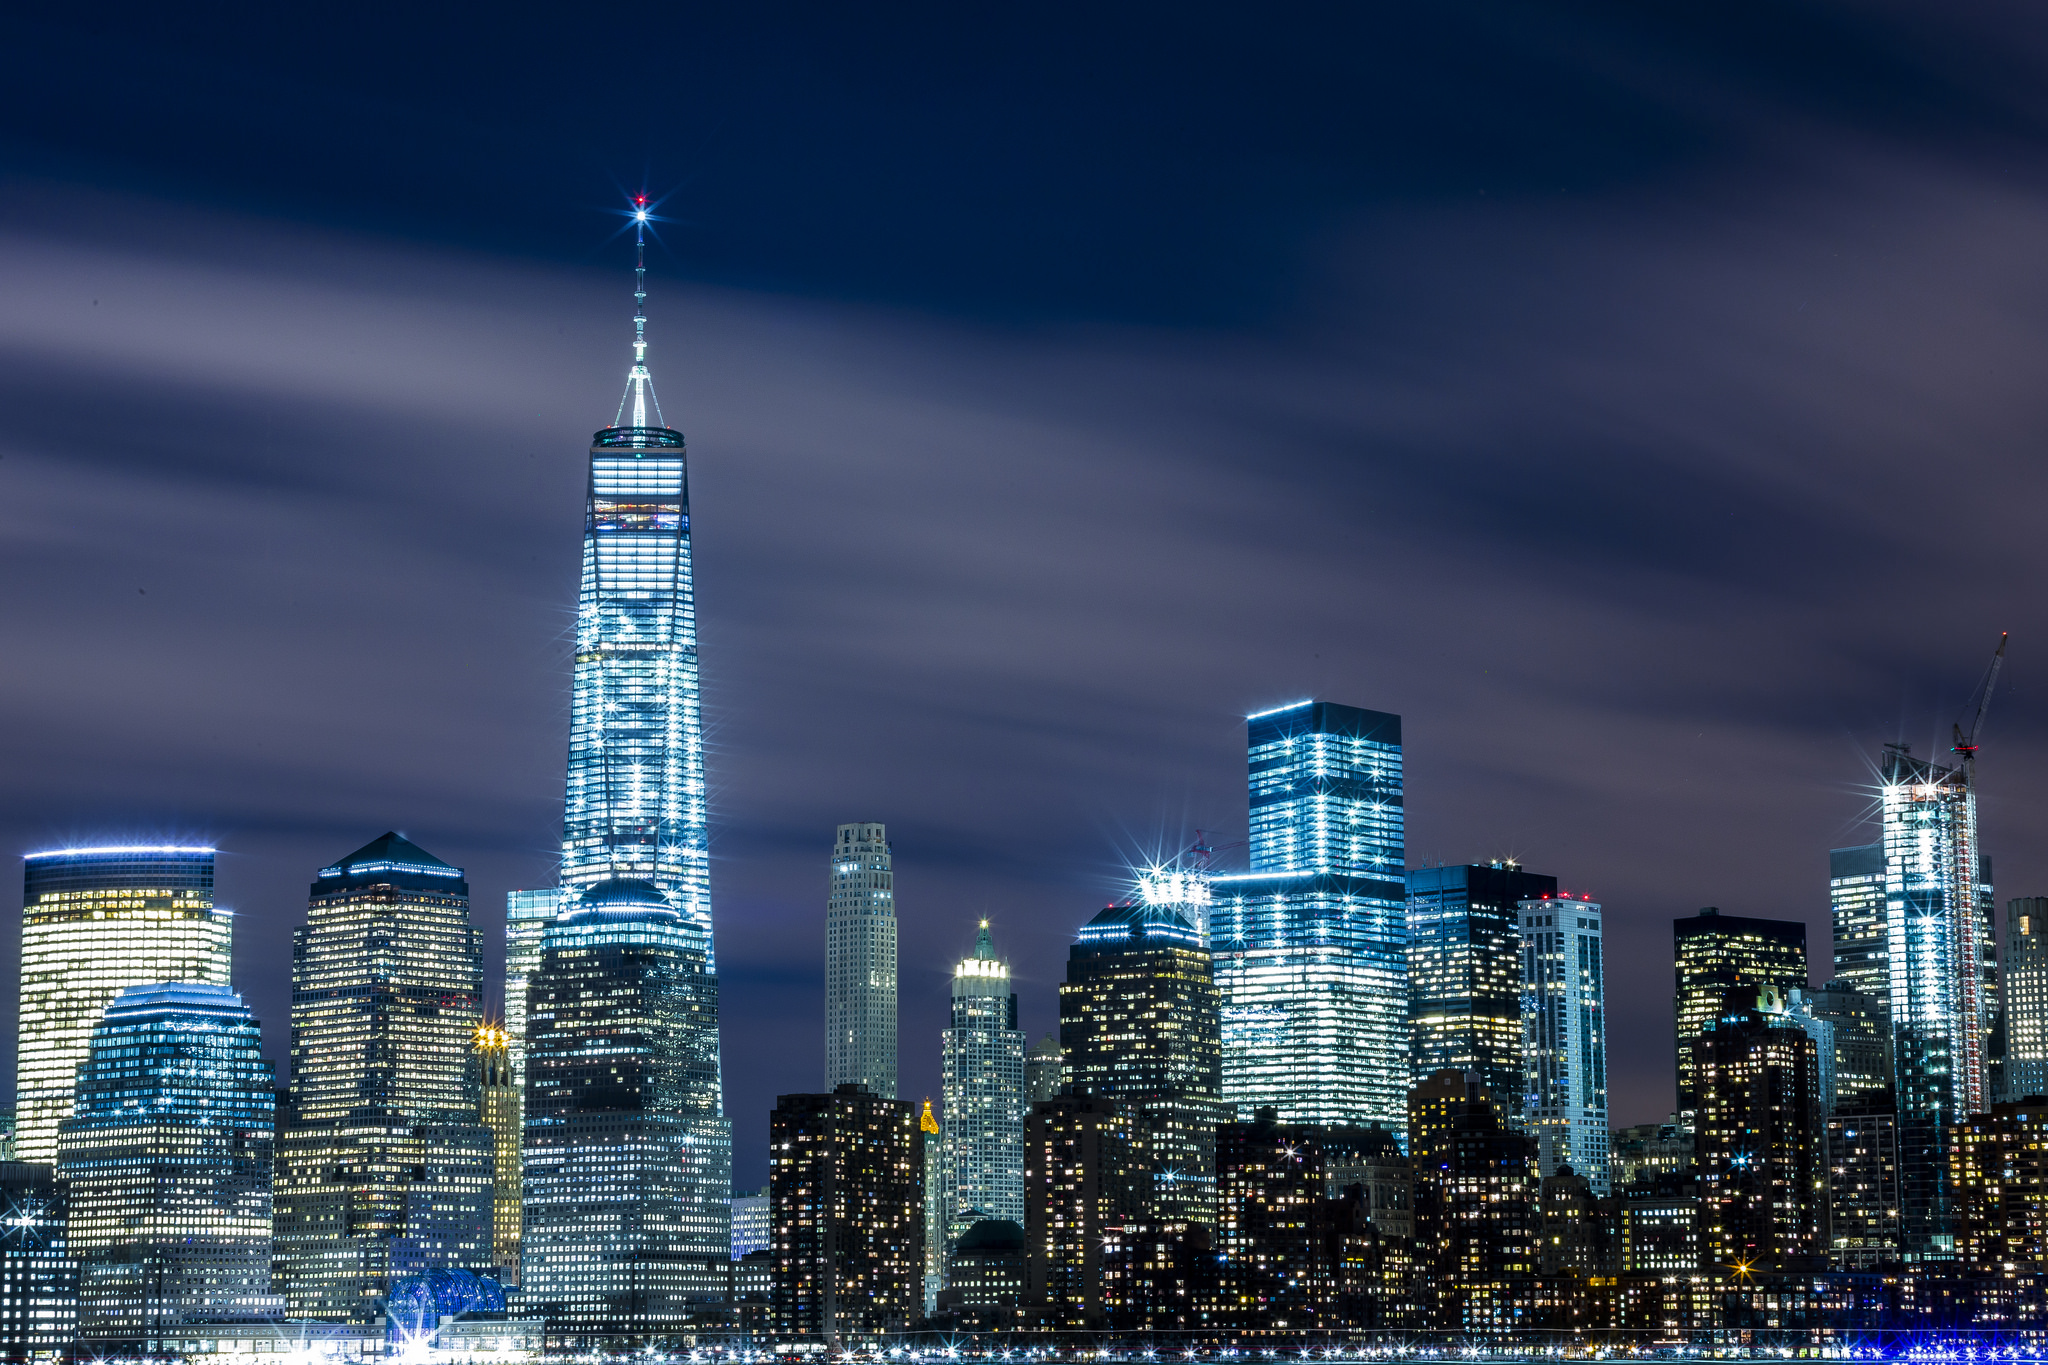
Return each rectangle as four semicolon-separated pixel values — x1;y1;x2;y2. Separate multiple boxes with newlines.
10;6;2048;1209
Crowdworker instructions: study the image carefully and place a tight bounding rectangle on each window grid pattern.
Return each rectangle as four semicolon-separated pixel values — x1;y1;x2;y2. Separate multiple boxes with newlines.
826;824;898;1098
1519;899;1609;1194
2006;898;2048;1102
939;929;1026;1232
1406;864;1556;1105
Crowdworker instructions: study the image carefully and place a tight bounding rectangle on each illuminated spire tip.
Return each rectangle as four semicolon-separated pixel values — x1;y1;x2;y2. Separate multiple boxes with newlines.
613;194;667;432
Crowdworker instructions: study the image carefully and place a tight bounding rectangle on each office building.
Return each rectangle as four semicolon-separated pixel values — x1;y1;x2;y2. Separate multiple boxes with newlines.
1521;895;1610;1192
15;845;231;1163
1620;1187;1700;1274
553;228;732;1248
1406;861;1555;1106
1672;908;1808;1116
1879;741;1997;1252
1025;1093;1139;1328
826;823;897;1098
1406;1071;1536;1333
1830;844;1888;1000
1025;1035;1063;1103
522;877;728;1337
1952;1099;2048;1272
58;983;275;1341
0;1161;75;1360
273;834;494;1323
1694;987;1824;1274
769;1085;922;1341
1213;701;1408;1134
501;888;561;1088
1825;1095;1901;1269
1322;1124;1413;1240
474;1024;521;1281
939;922;1026;1234
1059;896;1224;1221
1790;981;1893;1108
731;1188;769;1259
2004;898;2048;1100
1537;1167;1609;1276
938;1218;1026;1318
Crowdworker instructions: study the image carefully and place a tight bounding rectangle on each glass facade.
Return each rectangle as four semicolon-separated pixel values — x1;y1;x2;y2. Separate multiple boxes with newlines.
1406;862;1555;1106
2006;897;2048;1101
826;823;897;1098
15;846;231;1164
1830;843;1888;1000
502;887;563;1091
940;923;1026;1235
521;879;729;1337
273;834;494;1323
1215;701;1407;1137
1672;908;1808;1116
1059;899;1224;1222
1789;981;1894;1109
0;1160;75;1360
57;983;275;1341
1519;896;1609;1192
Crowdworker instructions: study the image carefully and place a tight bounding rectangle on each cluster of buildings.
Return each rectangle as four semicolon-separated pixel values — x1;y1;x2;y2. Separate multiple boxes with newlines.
4;242;2041;1358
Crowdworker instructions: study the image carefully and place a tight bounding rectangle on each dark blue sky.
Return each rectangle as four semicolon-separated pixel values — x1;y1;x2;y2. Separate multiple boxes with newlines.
5;1;2048;1188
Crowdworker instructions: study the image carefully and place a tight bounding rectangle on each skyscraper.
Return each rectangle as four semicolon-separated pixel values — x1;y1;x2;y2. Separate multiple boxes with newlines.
1213;700;1407;1134
940;922;1026;1234
1672;908;1808;1116
826;823;897;1097
58;983;276;1342
502;887;562;1088
1830;844;1887;999
1405;1072;1537;1333
521;877;728;1338
1788;981;1894;1109
1059;897;1223;1221
769;1085;923;1342
544;209;731;1257
1520;895;1609;1192
2003;898;2048;1101
1406;862;1556;1105
474;1024;522;1281
272;834;494;1322
1880;741;1996;1251
1694;987;1824;1275
15;845;231;1164
1024;1035;1063;1103
0;1161;76;1360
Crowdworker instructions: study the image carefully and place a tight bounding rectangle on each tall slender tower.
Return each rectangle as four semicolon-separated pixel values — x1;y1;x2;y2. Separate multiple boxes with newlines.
1212;700;1407;1135
14;846;231;1163
827;823;898;1097
940;922;1026;1235
528;201;732;1281
1406;861;1556;1106
1519;894;1610;1192
474;1024;522;1281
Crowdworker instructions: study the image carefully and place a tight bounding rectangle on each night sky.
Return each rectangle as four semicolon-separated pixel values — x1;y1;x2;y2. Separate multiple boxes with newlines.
4;2;2048;1191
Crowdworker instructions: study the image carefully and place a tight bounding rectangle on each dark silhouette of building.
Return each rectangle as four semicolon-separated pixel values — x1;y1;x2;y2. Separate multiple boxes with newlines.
1407;1071;1537;1332
1674;909;1808;1117
1024;1093;1139;1328
0;1162;75;1361
1825;1092;1901;1269
1695;987;1825;1275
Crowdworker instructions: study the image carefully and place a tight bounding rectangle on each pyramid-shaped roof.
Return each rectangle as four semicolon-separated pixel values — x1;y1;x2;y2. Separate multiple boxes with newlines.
316;832;465;887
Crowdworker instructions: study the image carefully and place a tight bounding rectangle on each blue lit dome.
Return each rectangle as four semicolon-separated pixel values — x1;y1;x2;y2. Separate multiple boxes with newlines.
563;876;680;924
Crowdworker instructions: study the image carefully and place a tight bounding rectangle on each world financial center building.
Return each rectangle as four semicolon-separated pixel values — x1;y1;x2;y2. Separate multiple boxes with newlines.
1213;700;1408;1138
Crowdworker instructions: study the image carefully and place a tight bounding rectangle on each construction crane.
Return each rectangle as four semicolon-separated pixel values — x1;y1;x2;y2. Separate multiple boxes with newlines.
1951;631;2010;776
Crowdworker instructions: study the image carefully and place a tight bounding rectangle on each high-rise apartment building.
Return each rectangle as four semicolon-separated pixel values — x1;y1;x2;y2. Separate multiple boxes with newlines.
1830;844;1888;1000
15;845;231;1163
1951;1100;2048;1272
1405;1071;1537;1333
273;835;493;1323
940;923;1026;1234
0;1161;76;1360
522;878;728;1337
1025;1035;1063;1103
58;983;276;1341
1059;897;1223;1222
546;222;731;1252
1825;1094;1901;1269
1789;981;1893;1108
1672;908;1808;1116
769;1085;923;1342
1406;862;1556;1105
1694;987;1824;1275
826;823;897;1097
1212;1108;1334;1333
2003;898;2048;1101
1520;896;1610;1192
1025;1093;1139;1328
474;1025;521;1281
1879;741;1997;1252
1213;701;1407;1134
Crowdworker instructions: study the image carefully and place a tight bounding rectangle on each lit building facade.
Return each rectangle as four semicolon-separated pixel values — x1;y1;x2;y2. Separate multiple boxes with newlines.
57;983;275;1341
1672;907;1808;1116
521;878;728;1338
1214;701;1407;1135
1024;1093;1138;1328
2004;897;2048;1101
1825;1095;1901;1269
730;1188;769;1259
940;922;1026;1233
273;834;494;1323
474;1025;521;1280
1024;1035;1062;1103
1058;898;1223;1222
1694;987;1824;1275
769;1085;923;1341
826;822;897;1098
1520;896;1610;1192
1406;861;1555;1106
502;887;562;1089
1830;843;1888;1000
15;845;231;1164
1405;1072;1537;1333
1212;1108;1335;1332
1789;981;1893;1108
1951;1100;2048;1273
0;1160;75;1361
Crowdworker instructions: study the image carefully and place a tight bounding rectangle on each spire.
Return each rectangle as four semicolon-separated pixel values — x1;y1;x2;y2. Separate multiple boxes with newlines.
920;1097;940;1134
973;918;996;959
614;196;668;431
